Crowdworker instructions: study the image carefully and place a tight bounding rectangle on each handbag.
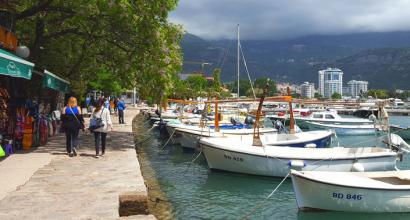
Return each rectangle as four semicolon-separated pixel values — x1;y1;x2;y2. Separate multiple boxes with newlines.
68;107;85;130
89;108;105;131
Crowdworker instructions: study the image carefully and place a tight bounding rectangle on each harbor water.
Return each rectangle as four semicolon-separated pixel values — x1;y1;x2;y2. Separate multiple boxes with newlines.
134;115;410;220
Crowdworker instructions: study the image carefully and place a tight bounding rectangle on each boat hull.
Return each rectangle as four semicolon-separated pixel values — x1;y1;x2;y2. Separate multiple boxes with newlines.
305;122;377;135
291;171;410;212
200;143;397;177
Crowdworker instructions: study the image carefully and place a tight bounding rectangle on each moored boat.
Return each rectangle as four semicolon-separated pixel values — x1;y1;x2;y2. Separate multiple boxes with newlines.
291;170;410;212
305;121;379;135
199;136;398;177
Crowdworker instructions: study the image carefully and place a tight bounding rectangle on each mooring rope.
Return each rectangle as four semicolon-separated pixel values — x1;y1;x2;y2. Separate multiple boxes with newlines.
183;150;203;176
239;172;291;220
161;129;176;150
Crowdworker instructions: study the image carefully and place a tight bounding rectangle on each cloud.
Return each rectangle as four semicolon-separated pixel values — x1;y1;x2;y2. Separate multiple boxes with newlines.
169;0;410;40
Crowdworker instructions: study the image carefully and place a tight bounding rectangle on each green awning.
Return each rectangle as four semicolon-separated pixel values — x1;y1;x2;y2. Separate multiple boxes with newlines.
0;48;34;79
42;70;70;93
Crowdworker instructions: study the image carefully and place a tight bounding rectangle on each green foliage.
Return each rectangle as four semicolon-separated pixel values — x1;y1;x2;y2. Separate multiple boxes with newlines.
212;68;222;94
314;92;322;99
253;77;277;96
367;89;389;99
185;75;208;97
9;0;182;102
331;92;342;99
231;80;251;97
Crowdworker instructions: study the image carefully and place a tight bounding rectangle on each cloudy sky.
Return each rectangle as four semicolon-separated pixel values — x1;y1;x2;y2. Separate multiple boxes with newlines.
169;0;410;40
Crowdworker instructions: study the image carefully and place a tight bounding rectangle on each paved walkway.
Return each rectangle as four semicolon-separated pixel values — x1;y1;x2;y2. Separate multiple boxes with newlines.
0;107;154;220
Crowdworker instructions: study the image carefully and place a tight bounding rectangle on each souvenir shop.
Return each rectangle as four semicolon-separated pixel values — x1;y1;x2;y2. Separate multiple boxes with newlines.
0;48;70;158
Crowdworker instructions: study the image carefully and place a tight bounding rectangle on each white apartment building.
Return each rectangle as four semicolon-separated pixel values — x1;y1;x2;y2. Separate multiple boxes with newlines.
347;80;368;98
318;68;343;98
300;82;315;99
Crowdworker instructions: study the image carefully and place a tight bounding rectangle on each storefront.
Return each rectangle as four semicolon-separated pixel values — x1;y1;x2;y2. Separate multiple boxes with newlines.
0;48;70;158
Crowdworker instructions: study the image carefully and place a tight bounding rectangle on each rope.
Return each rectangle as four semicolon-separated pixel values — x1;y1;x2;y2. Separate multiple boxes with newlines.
161;129;176;150
183;150;203;176
239;43;256;100
239;172;291;220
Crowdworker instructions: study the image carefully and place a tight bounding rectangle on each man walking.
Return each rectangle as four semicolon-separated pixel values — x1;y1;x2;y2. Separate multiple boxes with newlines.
117;98;126;124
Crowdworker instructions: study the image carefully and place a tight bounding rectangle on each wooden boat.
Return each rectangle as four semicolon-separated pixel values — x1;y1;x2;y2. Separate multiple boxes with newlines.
168;122;277;149
305;121;379;135
291;170;410;212
199;136;398;177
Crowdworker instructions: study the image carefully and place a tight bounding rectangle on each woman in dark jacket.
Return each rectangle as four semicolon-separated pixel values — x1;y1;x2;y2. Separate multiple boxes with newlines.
61;97;84;157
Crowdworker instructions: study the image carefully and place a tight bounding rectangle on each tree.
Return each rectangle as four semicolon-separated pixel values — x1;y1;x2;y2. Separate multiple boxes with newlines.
212;68;222;95
231;80;251;97
185;75;208;97
253;77;277;96
8;0;182;103
367;89;389;99
331;92;342;100
314;92;322;99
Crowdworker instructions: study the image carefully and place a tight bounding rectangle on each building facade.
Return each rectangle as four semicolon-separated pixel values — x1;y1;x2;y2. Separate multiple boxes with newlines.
300;82;315;99
347;80;368;98
318;68;343;98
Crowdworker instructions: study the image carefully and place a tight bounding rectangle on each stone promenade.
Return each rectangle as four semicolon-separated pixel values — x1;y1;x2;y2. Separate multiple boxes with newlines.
0;107;155;220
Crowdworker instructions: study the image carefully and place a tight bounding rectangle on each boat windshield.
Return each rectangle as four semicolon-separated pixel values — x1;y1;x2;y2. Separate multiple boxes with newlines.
325;114;335;119
313;114;323;119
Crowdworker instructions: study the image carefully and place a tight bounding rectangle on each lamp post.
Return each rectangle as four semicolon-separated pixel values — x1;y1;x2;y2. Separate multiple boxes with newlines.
201;62;212;73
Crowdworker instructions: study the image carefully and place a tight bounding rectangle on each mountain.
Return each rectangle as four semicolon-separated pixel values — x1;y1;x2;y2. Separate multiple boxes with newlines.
180;31;410;89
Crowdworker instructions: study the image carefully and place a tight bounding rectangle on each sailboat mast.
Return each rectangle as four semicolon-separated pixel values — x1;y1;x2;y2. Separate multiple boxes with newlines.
237;24;240;99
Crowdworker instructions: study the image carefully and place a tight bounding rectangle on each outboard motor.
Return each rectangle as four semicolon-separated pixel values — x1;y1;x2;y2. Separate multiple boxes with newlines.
155;109;161;117
230;117;237;125
244;115;255;125
274;120;286;134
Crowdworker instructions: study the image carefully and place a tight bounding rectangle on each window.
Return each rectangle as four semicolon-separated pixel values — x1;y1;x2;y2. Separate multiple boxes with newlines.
332;74;339;80
325;114;335;119
313;114;323;119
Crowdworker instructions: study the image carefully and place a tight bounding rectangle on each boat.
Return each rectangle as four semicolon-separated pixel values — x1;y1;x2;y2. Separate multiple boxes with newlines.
199;136;398;177
168;121;277;149
269;110;375;130
390;125;410;140
291;169;410;212
177;125;332;149
305;121;379;135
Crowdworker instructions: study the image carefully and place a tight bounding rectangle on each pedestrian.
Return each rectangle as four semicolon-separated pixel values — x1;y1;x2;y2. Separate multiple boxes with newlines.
61;97;84;157
114;98;119;115
91;99;113;158
117;98;126;124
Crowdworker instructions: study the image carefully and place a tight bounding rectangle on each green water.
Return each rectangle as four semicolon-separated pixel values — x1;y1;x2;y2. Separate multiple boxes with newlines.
136;116;410;220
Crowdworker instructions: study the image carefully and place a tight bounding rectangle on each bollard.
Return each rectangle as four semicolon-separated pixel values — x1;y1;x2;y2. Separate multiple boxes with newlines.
119;191;149;216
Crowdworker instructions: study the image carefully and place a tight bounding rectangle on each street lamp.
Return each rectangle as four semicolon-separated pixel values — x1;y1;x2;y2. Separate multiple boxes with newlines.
201;62;212;73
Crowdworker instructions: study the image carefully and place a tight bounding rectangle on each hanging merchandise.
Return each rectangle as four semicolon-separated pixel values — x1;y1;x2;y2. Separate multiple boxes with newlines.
22;114;33;150
0;144;4;157
39;115;48;145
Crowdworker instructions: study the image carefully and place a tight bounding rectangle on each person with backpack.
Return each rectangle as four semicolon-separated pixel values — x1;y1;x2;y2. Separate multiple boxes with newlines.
61;97;84;157
90;99;113;158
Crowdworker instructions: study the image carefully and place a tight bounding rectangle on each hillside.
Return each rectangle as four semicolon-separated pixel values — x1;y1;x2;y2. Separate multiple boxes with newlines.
180;31;410;89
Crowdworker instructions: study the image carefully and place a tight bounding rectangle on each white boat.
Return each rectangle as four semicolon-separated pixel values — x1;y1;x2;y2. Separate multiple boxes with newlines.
390;125;410;140
170;123;277;149
305;121;379;135
269;110;375;129
199;136;398;177
291;170;410;212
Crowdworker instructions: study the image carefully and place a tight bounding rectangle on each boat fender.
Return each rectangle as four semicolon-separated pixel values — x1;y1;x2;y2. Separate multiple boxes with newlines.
288;160;305;170
304;143;317;148
351;162;365;172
